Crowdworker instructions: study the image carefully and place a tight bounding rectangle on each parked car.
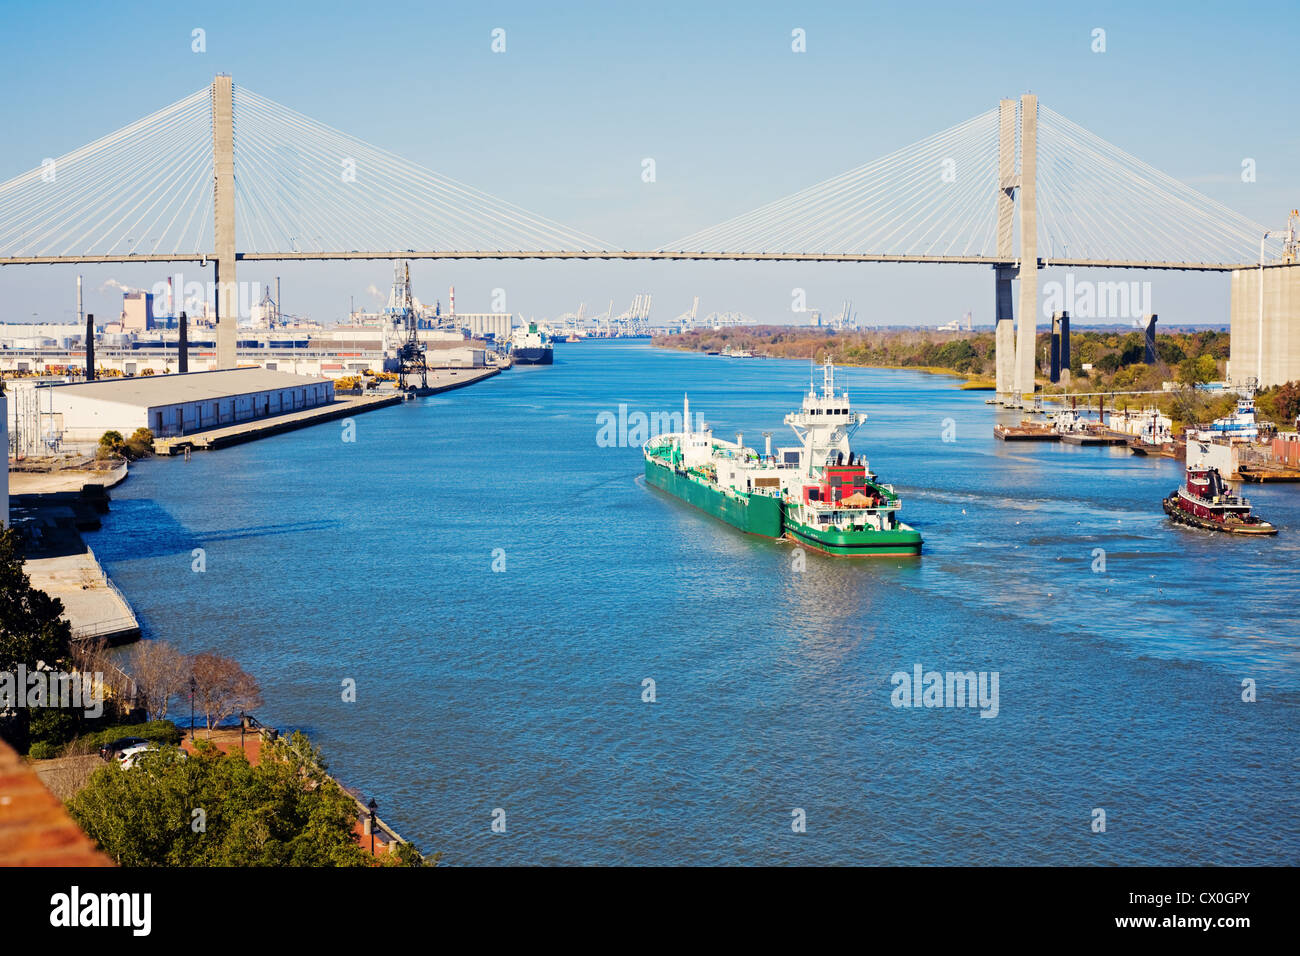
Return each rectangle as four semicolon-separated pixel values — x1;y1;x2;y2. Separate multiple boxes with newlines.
116;743;186;770
98;737;149;761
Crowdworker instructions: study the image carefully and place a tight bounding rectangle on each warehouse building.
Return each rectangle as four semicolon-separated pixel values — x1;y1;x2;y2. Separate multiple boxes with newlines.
32;369;334;445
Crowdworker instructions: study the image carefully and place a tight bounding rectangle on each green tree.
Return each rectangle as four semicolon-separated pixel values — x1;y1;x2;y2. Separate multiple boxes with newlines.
67;733;421;867
1178;354;1219;386
96;430;126;459
0;528;74;749
124;427;155;458
0;528;72;674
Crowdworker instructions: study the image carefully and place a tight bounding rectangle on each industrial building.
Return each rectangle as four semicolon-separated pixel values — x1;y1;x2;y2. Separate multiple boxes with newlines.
13;369;334;448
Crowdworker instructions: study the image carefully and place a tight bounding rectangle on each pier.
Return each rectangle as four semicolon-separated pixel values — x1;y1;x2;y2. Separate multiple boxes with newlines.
154;367;501;454
154;392;400;455
9;471;140;646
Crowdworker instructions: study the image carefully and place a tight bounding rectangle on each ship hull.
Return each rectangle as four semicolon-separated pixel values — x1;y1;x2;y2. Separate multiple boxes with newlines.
513;347;553;365
644;459;783;538
783;512;923;557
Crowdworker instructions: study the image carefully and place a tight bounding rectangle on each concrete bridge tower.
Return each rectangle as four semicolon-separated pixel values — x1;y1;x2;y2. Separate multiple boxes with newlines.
212;75;237;369
993;98;1017;405
1014;94;1039;406
993;95;1039;408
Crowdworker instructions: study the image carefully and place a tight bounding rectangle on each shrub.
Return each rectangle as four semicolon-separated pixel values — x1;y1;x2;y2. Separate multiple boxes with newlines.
75;719;184;753
98;430;125;452
124;427;154;458
27;707;79;749
28;740;59;759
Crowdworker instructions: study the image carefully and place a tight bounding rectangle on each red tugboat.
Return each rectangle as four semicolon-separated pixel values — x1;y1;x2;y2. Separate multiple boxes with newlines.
1163;461;1277;535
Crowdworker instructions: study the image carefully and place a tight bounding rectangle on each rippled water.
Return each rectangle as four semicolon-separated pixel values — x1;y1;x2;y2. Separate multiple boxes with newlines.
88;341;1300;865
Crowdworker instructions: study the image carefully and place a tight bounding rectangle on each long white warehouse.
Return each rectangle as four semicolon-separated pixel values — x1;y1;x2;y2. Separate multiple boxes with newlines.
32;369;334;445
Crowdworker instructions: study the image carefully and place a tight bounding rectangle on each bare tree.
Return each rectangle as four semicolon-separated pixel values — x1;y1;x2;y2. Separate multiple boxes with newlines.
129;641;190;721
190;653;264;733
69;638;135;718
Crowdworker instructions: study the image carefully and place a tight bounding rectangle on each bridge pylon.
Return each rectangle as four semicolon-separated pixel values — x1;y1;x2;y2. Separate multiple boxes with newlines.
994;98;1018;406
1014;94;1039;407
992;94;1039;409
211;74;237;370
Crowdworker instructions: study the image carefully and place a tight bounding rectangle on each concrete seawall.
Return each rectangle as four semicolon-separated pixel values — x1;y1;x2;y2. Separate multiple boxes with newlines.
10;472;140;646
155;366;503;454
155;393;401;455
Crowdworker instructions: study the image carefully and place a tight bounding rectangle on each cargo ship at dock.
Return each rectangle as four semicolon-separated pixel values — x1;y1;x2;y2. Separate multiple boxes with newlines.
642;360;922;557
509;322;554;365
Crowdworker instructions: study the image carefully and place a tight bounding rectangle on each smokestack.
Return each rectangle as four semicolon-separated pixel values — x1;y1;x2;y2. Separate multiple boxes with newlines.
449;285;455;317
85;313;95;381
1144;313;1158;364
179;311;189;374
1050;312;1062;383
1059;311;1070;372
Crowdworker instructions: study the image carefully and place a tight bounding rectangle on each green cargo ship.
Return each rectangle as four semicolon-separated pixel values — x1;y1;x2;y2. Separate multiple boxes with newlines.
643;360;922;557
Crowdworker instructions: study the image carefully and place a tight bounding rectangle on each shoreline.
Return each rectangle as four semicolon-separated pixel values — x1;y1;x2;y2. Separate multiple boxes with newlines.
12;367;508;863
658;343;995;389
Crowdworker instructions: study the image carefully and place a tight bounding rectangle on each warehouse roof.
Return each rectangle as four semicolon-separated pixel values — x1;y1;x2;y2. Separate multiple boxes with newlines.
46;368;330;407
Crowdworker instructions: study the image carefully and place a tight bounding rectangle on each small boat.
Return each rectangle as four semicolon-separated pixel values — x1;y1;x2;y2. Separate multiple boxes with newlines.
1162;457;1277;535
1193;394;1260;443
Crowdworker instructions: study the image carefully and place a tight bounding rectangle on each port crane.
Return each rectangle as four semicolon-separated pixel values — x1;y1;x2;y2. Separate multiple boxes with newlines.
390;260;428;391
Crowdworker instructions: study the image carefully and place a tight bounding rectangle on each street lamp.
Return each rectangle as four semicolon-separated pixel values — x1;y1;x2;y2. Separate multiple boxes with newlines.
189;676;197;741
367;799;378;855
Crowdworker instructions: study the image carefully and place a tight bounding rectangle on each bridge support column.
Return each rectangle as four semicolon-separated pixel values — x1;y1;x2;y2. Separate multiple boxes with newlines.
1014;94;1038;407
994;265;1016;403
995;315;1015;400
212;74;237;370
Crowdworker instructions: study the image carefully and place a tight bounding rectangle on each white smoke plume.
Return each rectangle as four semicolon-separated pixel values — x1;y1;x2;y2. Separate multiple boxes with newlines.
98;278;141;294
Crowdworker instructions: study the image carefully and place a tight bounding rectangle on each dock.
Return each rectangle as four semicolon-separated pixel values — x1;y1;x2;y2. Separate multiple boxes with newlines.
994;422;1058;441
1059;430;1128;446
9;480;140;646
402;364;502;398
155;366;502;454
1237;464;1300;483
155;393;401;455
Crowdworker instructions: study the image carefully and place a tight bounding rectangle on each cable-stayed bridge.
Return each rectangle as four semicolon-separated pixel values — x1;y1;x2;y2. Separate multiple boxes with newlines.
0;75;1284;386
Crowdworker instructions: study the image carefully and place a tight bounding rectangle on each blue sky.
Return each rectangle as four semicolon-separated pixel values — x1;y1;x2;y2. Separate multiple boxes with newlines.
0;0;1296;326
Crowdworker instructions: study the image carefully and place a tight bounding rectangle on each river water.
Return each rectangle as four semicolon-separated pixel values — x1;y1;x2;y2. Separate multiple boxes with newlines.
88;341;1299;865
